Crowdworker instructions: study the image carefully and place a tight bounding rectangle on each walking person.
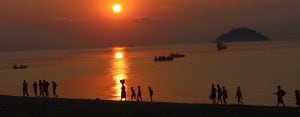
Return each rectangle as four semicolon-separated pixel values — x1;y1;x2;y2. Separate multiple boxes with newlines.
130;87;136;101
44;80;50;98
52;81;58;98
148;86;154;102
120;80;126;101
236;86;243;105
137;86;142;102
295;90;300;107
33;81;38;98
210;84;217;104
23;80;29;97
274;85;286;107
217;84;223;104
222;86;228;105
39;80;44;98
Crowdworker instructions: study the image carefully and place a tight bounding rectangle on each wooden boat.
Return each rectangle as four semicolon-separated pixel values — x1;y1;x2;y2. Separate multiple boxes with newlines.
12;65;28;69
154;56;174;62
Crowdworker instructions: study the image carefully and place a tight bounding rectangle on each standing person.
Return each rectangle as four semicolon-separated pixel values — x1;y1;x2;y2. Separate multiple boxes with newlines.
236;86;243;105
39;80;44;98
217;84;223;104
23;80;29;97
295;90;300;107
42;80;46;97
120;80;126;101
52;81;58;98
130;87;136;101
33;81;38;98
274;85;286;107
222;86;228;105
210;84;217;104
148;86;154;102
45;81;50;98
137;86;142;102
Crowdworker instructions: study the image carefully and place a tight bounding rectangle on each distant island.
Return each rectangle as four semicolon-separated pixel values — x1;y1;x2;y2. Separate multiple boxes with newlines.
215;27;269;42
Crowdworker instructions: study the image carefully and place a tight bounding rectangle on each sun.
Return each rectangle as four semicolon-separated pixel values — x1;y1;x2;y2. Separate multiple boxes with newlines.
115;52;124;59
112;4;122;13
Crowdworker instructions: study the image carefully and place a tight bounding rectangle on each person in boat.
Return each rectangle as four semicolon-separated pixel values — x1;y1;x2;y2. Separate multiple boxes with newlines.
13;64;18;69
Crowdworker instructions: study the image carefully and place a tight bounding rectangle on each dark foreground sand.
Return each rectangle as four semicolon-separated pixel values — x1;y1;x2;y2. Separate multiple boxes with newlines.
0;95;299;117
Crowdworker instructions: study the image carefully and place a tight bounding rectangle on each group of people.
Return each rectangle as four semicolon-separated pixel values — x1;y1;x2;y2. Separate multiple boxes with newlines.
21;79;300;106
120;80;154;102
22;80;58;98
210;84;300;107
209;84;230;105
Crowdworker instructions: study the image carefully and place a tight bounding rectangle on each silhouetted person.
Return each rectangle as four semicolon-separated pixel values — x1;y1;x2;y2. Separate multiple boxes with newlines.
295;90;300;107
33;81;38;98
44;81;50;98
39;80;44;98
148;86;154;102
236;86;243;105
274;85;286;107
217;84;223;104
52;81;58;98
222;86;228;105
137;86;142;102
120;80;126;101
23;80;29;97
131;87;136;101
210;84;217;104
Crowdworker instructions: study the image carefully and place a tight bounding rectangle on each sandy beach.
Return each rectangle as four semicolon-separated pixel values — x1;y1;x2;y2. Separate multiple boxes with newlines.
0;95;299;117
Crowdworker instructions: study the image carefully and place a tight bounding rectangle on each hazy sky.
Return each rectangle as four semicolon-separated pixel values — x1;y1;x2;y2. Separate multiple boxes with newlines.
0;0;299;51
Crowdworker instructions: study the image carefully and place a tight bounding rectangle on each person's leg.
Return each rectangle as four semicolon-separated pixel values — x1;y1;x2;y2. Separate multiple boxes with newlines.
26;90;29;97
23;90;25;97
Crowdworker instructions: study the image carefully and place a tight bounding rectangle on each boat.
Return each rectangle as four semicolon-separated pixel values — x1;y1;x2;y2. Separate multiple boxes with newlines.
154;56;174;62
216;41;227;50
169;53;185;58
12;64;28;69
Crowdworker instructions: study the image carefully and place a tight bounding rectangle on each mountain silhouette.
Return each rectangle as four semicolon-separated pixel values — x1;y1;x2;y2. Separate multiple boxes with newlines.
215;27;269;42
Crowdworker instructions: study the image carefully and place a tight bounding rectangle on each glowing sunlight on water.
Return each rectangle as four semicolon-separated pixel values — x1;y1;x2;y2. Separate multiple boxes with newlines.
111;47;128;100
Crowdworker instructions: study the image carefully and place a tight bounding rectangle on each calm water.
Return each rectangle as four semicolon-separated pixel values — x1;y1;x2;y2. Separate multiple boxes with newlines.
1;41;300;106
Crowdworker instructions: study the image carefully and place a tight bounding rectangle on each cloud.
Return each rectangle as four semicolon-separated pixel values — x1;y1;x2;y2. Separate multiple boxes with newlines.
52;17;86;22
133;16;159;24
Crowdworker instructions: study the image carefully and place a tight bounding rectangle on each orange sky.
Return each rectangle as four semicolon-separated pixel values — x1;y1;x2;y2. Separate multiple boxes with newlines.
0;0;300;51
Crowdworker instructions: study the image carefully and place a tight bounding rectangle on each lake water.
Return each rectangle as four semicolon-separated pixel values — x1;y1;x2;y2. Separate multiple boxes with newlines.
1;41;300;106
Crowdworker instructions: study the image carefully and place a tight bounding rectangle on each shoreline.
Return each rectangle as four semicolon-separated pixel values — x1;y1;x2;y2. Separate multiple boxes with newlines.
0;95;299;117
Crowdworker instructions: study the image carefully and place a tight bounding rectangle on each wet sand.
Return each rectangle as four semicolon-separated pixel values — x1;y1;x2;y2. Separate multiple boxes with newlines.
0;95;299;117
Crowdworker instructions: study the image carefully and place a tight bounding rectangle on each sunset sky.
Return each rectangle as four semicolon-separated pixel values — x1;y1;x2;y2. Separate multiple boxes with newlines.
0;0;299;51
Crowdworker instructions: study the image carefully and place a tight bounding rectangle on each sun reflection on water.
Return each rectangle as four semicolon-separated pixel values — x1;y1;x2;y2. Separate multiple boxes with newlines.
111;47;128;100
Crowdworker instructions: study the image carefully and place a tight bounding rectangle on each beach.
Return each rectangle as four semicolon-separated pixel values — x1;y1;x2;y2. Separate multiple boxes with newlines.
1;42;300;106
0;95;299;117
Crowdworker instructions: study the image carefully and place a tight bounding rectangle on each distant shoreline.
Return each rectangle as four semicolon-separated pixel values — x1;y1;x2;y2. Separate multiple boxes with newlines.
0;95;299;117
